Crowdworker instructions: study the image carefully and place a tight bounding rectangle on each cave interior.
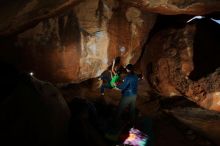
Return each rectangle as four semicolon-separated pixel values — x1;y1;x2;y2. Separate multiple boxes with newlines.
0;1;220;146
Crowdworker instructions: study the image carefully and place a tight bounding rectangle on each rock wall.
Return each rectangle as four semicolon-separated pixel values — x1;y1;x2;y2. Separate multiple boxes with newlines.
141;24;195;97
8;0;156;83
1;0;220;83
124;0;220;15
141;20;220;112
166;108;220;145
0;1;220;111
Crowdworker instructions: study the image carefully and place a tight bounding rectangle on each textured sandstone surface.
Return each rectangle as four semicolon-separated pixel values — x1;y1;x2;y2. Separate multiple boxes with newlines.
1;0;219;37
124;0;220;15
5;0;156;83
141;22;220;112
141;25;195;97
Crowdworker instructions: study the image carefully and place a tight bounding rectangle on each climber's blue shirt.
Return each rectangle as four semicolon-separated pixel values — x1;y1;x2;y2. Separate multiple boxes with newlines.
117;73;138;97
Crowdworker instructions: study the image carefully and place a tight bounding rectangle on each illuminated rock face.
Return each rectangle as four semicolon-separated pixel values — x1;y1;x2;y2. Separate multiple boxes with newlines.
1;1;220;112
141;21;220;112
1;0;219;37
7;0;156;83
107;4;156;65
15;0;109;83
141;25;195;97
124;0;220;15
2;0;219;83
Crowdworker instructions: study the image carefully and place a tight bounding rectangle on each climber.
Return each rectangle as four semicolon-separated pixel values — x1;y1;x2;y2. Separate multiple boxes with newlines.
114;64;139;124
100;56;122;96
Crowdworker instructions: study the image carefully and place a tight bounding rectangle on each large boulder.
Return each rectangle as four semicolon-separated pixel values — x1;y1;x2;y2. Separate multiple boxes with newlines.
0;67;70;146
141;18;220;112
165;107;220;145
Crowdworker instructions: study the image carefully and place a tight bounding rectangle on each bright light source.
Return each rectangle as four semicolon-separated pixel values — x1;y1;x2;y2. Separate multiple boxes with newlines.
186;16;204;23
120;46;126;53
211;18;220;24
123;128;148;146
29;72;34;76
